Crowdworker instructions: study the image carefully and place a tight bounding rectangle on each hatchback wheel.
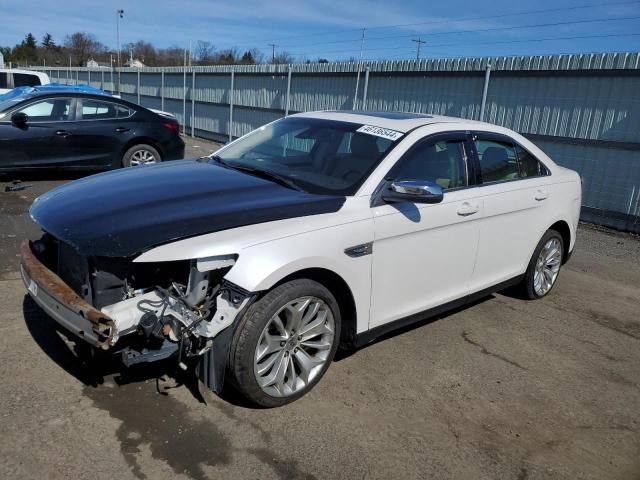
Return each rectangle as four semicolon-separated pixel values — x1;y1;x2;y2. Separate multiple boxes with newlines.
229;279;341;407
122;144;161;167
519;229;564;299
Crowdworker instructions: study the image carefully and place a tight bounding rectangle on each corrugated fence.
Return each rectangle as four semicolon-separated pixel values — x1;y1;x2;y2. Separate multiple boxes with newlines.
34;52;640;232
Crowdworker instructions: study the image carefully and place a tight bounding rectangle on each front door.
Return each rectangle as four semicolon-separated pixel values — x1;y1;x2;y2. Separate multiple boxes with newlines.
369;133;482;328
0;97;74;168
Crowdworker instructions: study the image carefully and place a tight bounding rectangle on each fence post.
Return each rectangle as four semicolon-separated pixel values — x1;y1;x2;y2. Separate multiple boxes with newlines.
362;67;370;111
479;63;491;122
229;69;235;142
88;69;91;86
285;66;292;116
191;70;195;138
182;66;187;135
161;68;165;112
101;70;104;90
137;69;141;104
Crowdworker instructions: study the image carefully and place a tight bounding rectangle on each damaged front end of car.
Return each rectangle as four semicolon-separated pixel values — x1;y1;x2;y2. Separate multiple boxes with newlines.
22;233;254;393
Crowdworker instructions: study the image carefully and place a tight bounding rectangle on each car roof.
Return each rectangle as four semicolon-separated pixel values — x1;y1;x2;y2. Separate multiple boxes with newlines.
3;90;140;107
293;110;488;133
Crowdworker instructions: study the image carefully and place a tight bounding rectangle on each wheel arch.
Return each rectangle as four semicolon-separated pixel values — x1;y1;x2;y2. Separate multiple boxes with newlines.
548;220;572;264
271;267;358;349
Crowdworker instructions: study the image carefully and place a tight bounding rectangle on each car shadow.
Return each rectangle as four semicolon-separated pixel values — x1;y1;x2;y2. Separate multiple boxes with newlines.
22;295;206;403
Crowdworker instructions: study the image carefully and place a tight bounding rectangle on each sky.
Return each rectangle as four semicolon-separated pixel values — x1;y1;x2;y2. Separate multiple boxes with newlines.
1;0;640;61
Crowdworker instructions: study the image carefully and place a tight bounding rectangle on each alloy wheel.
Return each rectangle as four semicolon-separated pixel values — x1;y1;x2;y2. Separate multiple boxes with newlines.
533;237;562;296
130;149;157;166
254;296;335;397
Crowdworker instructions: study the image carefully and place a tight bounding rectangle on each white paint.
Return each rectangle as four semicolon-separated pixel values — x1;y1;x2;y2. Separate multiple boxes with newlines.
136;113;582;336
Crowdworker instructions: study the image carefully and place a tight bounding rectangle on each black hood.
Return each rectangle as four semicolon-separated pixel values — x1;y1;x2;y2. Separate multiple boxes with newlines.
30;159;345;257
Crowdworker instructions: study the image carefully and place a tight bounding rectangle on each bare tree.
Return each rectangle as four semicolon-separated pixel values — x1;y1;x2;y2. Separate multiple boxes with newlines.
194;40;215;65
64;32;106;66
273;51;294;65
156;46;185;66
124;40;158;66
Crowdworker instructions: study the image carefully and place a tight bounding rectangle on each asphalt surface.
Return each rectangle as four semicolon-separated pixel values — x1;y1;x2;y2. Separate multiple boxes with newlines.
1;138;639;479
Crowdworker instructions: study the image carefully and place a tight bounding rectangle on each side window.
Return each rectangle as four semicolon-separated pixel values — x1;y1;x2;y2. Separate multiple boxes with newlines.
475;138;518;183
515;144;548;177
391;138;467;190
80;99;117;120
17;98;72;122
0;73;8;89
13;73;41;87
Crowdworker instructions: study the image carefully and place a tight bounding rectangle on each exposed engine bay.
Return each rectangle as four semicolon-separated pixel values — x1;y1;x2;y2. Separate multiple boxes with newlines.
30;233;252;370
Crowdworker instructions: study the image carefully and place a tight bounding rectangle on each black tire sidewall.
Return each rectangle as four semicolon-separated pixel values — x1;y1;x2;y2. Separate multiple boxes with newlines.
229;279;341;407
524;229;564;299
122;144;161;167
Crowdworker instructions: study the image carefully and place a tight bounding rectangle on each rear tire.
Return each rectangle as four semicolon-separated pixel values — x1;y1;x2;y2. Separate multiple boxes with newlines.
122;144;161;167
229;279;341;407
518;229;564;299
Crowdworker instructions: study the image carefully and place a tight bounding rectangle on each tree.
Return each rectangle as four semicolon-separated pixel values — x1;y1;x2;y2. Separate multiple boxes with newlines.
194;40;215;65
64;32;107;66
157;46;185;66
124;40;157;66
318;58;329;63
11;33;38;65
273;51;294;65
42;33;56;49
214;48;239;65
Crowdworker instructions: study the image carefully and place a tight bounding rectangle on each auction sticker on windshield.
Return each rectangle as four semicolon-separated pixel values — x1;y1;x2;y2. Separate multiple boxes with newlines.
356;125;403;141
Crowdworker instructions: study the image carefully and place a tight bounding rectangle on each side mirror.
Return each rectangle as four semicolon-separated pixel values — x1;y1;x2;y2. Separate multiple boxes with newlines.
11;112;28;126
381;180;444;204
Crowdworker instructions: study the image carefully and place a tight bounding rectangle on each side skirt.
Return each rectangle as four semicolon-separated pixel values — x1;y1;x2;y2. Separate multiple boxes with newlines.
354;275;523;348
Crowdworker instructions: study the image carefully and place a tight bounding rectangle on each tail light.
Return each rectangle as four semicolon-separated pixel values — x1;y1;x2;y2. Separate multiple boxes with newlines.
163;122;180;135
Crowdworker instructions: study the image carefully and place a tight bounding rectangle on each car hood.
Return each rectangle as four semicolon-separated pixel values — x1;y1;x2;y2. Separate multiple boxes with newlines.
30;159;345;257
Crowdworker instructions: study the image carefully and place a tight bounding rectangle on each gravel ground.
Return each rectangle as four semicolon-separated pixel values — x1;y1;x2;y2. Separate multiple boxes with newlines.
0;138;638;480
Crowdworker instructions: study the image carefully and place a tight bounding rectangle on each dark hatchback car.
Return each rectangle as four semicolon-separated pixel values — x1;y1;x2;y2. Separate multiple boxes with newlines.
0;91;184;170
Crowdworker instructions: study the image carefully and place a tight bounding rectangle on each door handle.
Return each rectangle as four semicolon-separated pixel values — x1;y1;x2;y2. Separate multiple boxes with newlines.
534;188;549;201
457;202;479;216
115;127;130;133
55;130;71;138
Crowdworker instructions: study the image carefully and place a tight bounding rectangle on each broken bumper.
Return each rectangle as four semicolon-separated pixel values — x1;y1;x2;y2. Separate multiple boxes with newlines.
20;239;116;349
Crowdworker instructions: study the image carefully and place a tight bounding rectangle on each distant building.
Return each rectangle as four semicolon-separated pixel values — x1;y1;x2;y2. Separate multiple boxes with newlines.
86;58;110;68
124;58;146;68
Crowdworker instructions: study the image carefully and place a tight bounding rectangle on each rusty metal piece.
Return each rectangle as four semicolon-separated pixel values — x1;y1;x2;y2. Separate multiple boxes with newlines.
20;239;116;349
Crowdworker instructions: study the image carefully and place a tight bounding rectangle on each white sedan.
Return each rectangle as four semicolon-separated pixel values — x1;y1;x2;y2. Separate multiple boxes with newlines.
22;111;581;407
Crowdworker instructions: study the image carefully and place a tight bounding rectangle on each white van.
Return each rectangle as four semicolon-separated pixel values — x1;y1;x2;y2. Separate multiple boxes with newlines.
0;69;50;94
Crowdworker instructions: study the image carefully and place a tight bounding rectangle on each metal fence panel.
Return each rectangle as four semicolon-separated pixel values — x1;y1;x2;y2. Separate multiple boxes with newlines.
29;52;640;232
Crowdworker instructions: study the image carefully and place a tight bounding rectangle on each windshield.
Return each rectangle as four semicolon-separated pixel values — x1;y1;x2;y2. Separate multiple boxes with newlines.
0;92;31;116
214;117;401;195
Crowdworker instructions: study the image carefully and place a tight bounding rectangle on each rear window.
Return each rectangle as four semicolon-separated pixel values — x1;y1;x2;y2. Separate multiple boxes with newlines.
80;99;133;120
13;73;41;87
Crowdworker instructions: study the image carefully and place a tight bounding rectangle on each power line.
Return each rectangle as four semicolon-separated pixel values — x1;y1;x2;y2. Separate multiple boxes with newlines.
264;14;640;55
237;0;640;47
283;32;640;58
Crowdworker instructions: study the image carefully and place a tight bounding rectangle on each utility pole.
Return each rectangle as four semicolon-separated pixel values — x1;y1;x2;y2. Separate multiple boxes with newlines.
116;9;124;94
412;37;426;61
353;28;366;110
268;43;277;64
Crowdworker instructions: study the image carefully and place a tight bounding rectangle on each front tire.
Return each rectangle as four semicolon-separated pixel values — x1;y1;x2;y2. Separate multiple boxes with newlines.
519;229;564;299
122;144;161;167
229;279;341;407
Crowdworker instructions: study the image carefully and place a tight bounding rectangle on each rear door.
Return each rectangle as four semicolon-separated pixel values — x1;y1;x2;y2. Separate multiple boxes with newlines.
0;96;74;168
467;132;553;293
62;97;135;167
369;132;483;328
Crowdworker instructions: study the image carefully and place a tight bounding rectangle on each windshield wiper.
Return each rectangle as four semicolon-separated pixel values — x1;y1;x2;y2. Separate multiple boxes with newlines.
226;164;304;192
